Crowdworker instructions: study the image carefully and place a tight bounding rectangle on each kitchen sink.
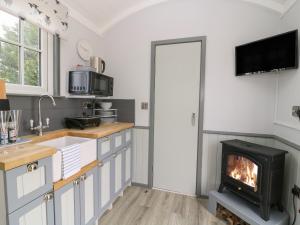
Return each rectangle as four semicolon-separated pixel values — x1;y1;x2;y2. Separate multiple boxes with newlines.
37;136;97;182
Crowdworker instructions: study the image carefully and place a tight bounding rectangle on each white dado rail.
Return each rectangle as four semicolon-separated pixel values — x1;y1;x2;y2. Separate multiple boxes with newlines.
201;131;300;222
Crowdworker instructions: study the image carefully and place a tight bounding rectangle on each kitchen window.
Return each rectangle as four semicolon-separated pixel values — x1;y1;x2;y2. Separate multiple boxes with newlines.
0;10;53;95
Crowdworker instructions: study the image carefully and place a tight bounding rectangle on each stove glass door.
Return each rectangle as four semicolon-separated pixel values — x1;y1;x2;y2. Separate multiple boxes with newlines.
226;154;258;192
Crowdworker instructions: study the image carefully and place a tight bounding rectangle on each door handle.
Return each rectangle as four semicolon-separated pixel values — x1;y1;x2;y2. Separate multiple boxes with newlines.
80;174;87;181
73;178;80;186
191;113;196;126
27;162;38;172
44;192;54;202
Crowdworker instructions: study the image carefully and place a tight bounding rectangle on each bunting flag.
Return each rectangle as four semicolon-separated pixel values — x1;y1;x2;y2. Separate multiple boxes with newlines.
0;0;69;34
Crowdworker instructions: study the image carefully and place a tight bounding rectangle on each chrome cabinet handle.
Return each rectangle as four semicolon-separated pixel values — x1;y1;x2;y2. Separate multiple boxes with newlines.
44;192;53;202
191;113;196;126
73;178;80;185
98;162;104;167
27;162;38;172
80;174;87;181
113;154;117;158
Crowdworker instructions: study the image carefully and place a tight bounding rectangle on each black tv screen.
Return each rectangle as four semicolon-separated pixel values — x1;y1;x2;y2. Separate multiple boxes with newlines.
236;30;299;76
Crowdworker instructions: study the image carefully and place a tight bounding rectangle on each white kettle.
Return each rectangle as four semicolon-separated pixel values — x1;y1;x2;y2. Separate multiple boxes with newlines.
90;56;106;73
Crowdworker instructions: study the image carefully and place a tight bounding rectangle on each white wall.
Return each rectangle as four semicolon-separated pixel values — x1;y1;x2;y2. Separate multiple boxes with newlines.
60;17;105;96
274;0;300;145
102;0;280;132
58;1;300;222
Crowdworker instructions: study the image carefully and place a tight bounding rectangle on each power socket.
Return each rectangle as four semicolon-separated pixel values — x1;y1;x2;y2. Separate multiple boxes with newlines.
292;184;300;198
292;106;300;120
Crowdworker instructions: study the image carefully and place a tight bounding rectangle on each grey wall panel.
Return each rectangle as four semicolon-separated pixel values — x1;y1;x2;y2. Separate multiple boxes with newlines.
0;99;10;110
7;96;135;136
110;99;135;123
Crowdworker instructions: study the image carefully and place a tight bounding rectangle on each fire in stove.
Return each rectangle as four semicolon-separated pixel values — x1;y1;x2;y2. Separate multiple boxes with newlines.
226;155;258;192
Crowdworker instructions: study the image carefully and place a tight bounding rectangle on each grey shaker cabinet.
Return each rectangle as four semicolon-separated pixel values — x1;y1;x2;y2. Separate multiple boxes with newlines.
54;181;80;225
97;128;133;216
8;192;54;225
80;167;99;225
54;167;98;225
97;155;114;216
5;157;53;214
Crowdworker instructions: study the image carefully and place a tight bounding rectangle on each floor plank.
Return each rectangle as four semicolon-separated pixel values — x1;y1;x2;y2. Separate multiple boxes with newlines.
99;186;224;225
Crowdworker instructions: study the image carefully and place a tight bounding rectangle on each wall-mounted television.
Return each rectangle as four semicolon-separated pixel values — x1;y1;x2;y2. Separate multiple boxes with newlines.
235;30;299;76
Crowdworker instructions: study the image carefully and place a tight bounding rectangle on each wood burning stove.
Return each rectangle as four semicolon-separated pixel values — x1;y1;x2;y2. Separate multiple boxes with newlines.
218;140;287;221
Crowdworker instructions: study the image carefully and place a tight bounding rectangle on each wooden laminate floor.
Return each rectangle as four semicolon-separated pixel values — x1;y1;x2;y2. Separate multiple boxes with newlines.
99;186;224;225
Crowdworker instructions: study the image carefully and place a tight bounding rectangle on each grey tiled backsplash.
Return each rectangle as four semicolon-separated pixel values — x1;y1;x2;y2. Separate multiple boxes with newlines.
5;96;135;136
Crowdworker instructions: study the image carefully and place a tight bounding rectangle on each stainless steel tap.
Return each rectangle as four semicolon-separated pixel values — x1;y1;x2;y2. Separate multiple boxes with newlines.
30;95;56;136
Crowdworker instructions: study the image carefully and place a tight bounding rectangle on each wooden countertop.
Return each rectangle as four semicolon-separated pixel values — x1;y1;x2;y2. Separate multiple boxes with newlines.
0;144;56;171
0;79;7;99
0;122;134;171
29;122;134;143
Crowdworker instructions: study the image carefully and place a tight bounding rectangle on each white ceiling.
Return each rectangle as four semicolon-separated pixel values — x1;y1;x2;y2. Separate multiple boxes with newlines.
61;0;297;36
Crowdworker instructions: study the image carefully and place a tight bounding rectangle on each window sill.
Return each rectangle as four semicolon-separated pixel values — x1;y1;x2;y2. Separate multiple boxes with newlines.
6;84;53;96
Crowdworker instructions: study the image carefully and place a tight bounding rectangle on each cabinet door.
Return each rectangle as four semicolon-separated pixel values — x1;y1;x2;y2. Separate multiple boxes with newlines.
8;192;54;225
54;181;80;225
6;157;53;214
98;156;113;214
124;145;132;185
80;167;98;225
113;150;123;196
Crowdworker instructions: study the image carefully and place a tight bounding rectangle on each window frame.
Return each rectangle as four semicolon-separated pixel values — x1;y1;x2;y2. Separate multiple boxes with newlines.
0;10;53;96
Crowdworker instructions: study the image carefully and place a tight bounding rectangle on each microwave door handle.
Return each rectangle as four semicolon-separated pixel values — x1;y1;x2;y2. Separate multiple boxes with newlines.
102;60;106;73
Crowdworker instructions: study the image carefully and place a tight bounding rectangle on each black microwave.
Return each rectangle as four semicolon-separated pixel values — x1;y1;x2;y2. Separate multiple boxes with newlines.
69;71;113;96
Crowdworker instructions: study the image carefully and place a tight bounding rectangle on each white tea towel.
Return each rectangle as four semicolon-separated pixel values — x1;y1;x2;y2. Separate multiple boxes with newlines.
59;144;81;179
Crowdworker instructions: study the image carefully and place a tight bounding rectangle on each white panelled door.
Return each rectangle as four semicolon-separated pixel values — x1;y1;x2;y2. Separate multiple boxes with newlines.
153;41;201;196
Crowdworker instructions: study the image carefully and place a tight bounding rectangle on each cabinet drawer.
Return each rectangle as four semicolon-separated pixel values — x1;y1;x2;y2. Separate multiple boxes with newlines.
112;131;125;152
5;157;53;213
8;192;54;225
97;135;113;160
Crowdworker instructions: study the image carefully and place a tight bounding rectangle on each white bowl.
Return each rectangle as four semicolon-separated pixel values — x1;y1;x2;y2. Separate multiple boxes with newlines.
100;102;112;110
